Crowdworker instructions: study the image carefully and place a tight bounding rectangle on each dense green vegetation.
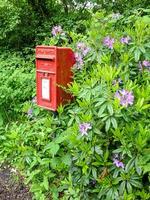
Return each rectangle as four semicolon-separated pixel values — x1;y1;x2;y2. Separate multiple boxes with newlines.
0;0;150;199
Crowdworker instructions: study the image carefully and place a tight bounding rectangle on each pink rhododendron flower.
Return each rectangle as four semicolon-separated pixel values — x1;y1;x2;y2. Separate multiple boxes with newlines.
142;60;150;67
79;123;92;136
77;42;90;56
113;158;124;168
52;25;63;36
115;89;134;107
120;36;131;44
74;52;84;69
103;36;115;49
138;61;150;72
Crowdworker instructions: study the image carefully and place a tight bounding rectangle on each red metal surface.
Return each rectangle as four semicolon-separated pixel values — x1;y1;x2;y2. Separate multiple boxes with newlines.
36;45;75;111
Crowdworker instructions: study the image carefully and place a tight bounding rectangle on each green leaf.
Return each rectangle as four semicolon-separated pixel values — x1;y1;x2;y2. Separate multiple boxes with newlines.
143;163;150;173
134;49;141;62
119;181;126;194
105;118;111;132
127;182;132;193
125;158;135;172
98;104;107;117
136;166;142;175
44;142;60;156
95;146;103;155
104;150;109;161
111;117;118;129
50;143;60;156
55;134;66;144
113;170;119;178
43;176;49;190
106;189;113;200
26;170;41;184
141;104;150;110
0;113;3;126
95;98;106;107
135;157;142;175
61;154;72;166
107;104;113;115
139;46;146;54
92;167;97;179
130;180;142;188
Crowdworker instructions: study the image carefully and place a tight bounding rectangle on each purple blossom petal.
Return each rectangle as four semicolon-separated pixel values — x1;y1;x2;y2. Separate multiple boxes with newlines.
103;36;115;49
113;158;124;168
142;60;150;67
74;52;84;69
115;89;134;107
77;42;90;56
120;36;131;44
52;25;63;36
115;91;121;99
79;123;92;136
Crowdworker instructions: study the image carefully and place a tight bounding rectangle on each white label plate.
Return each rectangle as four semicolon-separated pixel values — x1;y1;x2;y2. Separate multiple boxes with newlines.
42;78;50;100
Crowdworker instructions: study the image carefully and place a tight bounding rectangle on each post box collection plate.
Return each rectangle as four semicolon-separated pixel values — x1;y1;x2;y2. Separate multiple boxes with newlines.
42;78;50;101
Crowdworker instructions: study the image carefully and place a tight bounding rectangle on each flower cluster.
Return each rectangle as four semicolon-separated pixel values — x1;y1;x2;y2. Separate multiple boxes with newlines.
139;60;150;72
77;42;90;57
103;36;115;49
113;154;124;168
74;52;84;69
143;60;150;67
113;158;124;168
74;42;90;69
120;36;130;44
115;89;134;107
79;123;92;136
103;35;130;49
52;25;64;36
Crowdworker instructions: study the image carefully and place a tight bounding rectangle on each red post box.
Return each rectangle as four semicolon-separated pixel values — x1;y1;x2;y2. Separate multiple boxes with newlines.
36;46;75;111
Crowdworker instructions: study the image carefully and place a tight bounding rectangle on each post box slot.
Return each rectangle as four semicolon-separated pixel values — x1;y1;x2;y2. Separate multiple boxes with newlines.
47;56;55;60
36;56;55;60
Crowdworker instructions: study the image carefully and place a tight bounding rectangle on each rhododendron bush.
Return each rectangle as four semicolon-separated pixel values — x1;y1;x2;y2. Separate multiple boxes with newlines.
0;11;150;200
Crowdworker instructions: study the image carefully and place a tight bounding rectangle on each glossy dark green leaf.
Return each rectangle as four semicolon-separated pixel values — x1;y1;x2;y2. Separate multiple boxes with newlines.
105;118;111;132
111;117;118;129
98;104;107;117
107;104;113;115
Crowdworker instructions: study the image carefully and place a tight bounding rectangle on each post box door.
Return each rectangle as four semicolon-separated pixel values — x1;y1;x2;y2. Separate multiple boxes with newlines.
36;72;57;110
